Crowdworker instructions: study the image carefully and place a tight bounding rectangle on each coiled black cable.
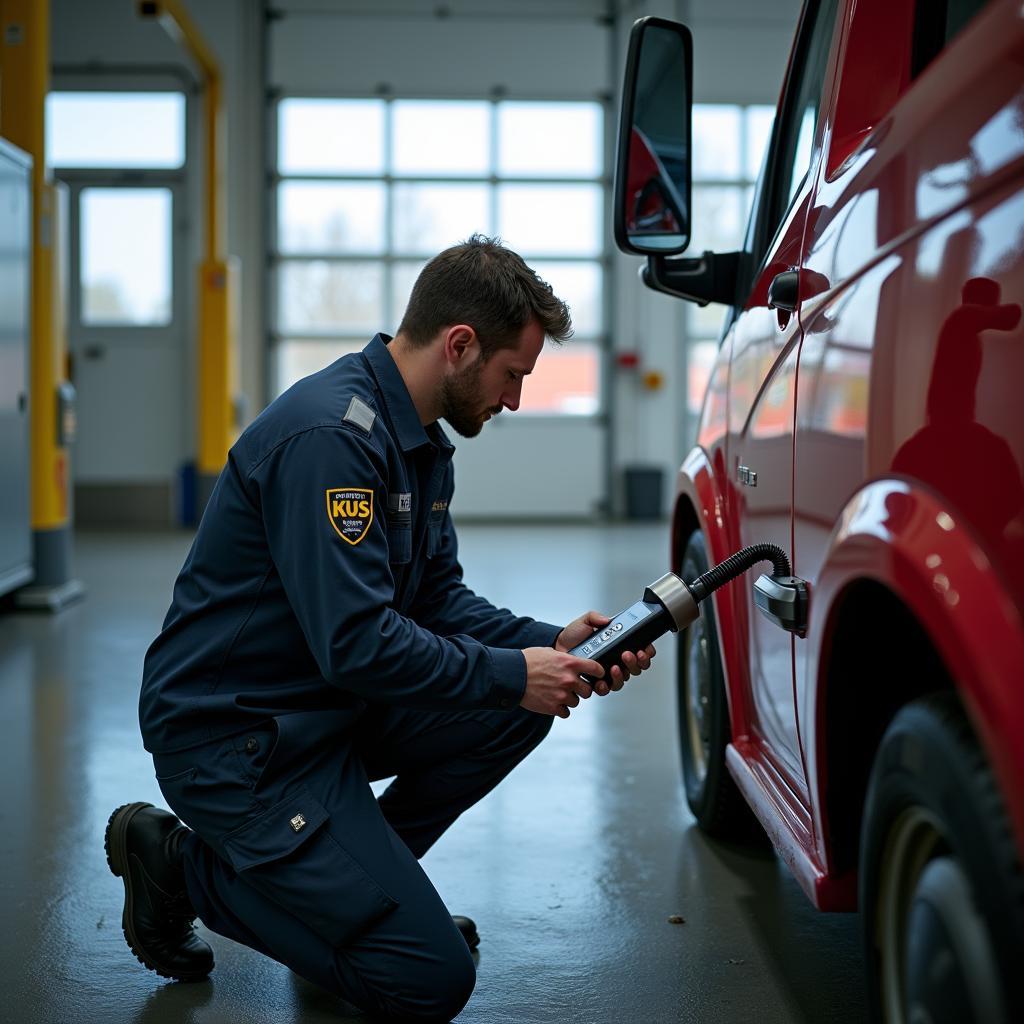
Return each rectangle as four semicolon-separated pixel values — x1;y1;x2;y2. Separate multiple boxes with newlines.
688;543;791;603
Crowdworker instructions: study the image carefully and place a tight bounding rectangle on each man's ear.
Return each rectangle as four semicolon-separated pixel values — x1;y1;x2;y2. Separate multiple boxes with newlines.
442;324;480;367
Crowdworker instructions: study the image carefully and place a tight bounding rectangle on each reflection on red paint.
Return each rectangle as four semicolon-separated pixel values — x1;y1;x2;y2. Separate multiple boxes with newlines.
893;278;1023;538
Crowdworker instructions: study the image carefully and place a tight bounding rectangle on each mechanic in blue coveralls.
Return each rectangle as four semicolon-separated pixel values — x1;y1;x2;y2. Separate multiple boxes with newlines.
105;235;656;1022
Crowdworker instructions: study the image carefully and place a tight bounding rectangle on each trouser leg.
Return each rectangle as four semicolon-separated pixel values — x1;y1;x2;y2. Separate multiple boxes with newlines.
180;825;475;1023
355;705;554;858
155;724;476;1022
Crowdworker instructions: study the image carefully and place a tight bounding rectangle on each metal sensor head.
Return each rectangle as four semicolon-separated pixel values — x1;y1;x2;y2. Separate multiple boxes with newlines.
643;572;698;632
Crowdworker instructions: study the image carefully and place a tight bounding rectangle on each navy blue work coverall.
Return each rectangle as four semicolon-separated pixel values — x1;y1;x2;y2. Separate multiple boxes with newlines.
139;334;561;1020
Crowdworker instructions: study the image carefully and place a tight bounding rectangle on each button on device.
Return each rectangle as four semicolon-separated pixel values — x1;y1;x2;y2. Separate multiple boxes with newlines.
289;813;306;833
245;736;259;753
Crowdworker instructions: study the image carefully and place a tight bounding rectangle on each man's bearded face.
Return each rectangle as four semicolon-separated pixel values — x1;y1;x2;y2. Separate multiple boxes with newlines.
440;357;502;438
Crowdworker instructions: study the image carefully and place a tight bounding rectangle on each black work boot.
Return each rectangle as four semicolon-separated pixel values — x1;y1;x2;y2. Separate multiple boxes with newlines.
452;914;480;952
105;802;214;981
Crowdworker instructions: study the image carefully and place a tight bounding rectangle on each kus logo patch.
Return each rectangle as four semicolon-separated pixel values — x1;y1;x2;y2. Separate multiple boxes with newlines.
326;488;374;546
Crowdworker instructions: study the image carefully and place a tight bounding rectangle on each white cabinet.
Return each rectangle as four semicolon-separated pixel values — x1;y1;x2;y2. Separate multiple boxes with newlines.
0;140;33;597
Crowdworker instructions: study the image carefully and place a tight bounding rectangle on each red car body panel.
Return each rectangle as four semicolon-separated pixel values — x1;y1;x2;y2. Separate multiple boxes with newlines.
679;0;1024;909
805;482;1024;894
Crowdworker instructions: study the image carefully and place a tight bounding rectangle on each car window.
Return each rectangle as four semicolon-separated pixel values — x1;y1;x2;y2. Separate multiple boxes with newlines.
912;0;993;77
769;0;839;247
743;0;839;284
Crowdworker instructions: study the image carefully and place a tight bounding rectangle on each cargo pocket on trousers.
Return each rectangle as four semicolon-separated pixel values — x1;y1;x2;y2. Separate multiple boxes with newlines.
221;784;398;946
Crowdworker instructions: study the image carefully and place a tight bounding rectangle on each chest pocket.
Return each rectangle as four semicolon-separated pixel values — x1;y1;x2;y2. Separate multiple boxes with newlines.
386;499;412;610
387;514;412;566
426;510;447;558
387;518;412;611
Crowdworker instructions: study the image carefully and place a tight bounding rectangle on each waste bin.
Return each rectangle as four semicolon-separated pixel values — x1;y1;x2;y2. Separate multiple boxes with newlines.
624;466;664;520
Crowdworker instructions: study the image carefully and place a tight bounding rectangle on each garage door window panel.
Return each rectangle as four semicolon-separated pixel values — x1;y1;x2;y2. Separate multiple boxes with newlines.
278;261;384;336
497;184;603;258
276;339;366;391
530;261;602;337
391;101;491;177
278;182;386;255
273;97;607;414
497;102;603;178
392;184;491;255
278;99;385;175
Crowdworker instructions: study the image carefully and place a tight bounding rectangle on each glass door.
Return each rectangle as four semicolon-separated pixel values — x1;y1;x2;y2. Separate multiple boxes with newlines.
69;183;186;483
50;88;189;525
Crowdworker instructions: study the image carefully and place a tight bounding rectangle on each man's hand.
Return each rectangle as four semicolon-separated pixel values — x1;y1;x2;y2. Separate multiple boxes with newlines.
555;611;657;696
521;647;604;719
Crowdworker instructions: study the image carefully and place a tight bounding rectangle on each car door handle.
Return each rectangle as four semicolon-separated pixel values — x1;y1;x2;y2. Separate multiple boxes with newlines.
767;270;799;312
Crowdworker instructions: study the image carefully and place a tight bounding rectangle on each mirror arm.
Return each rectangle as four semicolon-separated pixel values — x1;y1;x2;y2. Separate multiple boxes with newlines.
642;250;742;306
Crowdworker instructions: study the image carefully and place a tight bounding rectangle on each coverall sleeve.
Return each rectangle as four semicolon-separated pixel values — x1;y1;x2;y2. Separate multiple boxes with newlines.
249;425;527;710
408;510;563;650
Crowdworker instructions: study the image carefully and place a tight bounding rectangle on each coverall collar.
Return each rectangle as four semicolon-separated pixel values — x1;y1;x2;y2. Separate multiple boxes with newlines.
364;334;455;455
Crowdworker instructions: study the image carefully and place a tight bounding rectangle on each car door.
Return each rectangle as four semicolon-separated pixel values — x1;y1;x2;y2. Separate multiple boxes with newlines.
726;0;840;800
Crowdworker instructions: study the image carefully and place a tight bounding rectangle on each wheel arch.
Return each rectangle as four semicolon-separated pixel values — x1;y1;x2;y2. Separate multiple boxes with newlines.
672;445;751;742
805;479;1024;896
817;578;955;882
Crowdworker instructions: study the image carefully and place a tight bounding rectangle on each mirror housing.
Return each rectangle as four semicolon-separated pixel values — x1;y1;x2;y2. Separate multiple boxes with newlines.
643;250;743;307
614;17;693;257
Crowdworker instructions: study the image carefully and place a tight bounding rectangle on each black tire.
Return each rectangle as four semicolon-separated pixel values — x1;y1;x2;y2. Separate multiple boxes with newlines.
860;693;1024;1024
677;528;762;840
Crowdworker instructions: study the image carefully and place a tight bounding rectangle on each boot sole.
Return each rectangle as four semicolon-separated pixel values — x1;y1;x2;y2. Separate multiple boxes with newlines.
105;802;211;983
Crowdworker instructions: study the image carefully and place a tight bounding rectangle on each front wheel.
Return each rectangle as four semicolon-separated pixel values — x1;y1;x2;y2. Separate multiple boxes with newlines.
860;693;1024;1023
677;528;761;841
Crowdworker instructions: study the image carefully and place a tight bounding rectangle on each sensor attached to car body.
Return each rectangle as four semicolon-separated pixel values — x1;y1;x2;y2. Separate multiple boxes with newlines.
568;543;806;681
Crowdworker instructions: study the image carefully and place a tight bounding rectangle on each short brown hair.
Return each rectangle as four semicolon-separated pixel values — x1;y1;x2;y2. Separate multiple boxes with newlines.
397;234;573;357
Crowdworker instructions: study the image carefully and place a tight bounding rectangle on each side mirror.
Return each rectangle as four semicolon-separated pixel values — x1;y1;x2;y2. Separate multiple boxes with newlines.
614;17;693;257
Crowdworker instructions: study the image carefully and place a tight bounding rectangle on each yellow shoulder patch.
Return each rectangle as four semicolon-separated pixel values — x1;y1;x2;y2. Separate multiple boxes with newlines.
326;488;374;545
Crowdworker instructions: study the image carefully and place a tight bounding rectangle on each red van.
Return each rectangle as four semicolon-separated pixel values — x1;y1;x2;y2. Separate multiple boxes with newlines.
614;2;1024;1021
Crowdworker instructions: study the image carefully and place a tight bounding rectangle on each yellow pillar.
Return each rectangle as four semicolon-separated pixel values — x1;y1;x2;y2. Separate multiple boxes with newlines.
198;255;238;479
138;0;237;507
0;0;83;608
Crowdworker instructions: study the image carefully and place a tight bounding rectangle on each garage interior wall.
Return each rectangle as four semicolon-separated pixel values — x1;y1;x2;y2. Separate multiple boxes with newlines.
49;0;797;523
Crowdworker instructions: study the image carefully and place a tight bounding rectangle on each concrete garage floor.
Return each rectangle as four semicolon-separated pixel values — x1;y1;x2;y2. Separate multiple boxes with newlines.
0;524;867;1024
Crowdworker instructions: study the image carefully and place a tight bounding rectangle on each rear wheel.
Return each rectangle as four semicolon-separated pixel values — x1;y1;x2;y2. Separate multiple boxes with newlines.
677;528;761;840
860;694;1024;1023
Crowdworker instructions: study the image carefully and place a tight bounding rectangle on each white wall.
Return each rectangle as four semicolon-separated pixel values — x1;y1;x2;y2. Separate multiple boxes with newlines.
272;0;611;98
51;0;800;517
